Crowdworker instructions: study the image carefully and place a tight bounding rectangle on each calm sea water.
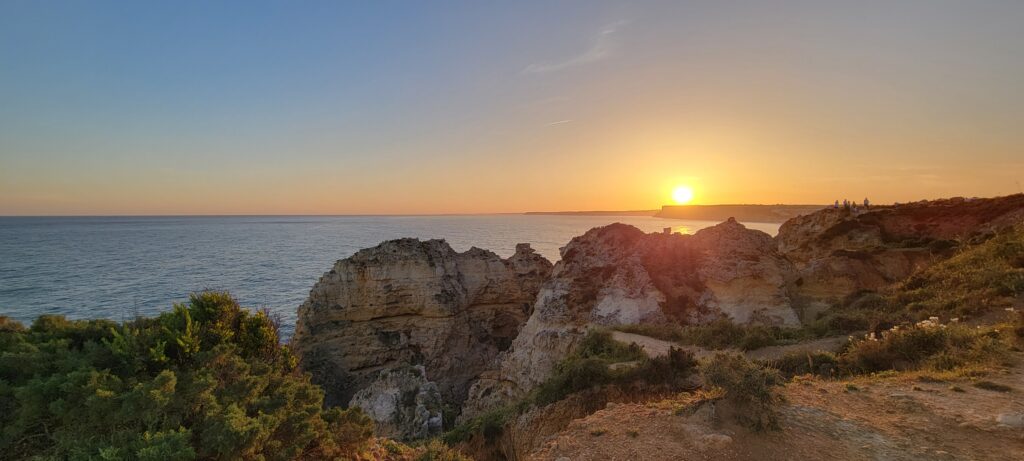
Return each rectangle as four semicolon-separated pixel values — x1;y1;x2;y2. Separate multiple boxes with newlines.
0;215;779;339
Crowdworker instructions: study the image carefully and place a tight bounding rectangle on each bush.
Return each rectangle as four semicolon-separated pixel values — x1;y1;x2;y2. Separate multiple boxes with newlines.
576;328;645;362
0;292;374;460
532;330;695;406
441;406;516;445
414;439;471;461
444;329;697;444
700;353;783;431
765;351;838;378
837;324;1008;375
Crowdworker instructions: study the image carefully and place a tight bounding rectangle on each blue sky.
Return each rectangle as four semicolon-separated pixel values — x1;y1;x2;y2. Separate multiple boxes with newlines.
2;1;1023;214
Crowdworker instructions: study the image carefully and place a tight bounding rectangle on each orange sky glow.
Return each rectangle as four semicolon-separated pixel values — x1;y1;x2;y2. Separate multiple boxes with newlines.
2;2;1023;215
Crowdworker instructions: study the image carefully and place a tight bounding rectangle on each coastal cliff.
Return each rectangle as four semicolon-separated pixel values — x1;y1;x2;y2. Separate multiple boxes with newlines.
461;219;796;419
291;239;551;439
294;194;1024;444
778;194;1024;318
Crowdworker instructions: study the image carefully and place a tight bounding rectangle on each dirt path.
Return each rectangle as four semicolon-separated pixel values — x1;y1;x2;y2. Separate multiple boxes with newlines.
610;331;718;359
610;330;850;362
529;353;1024;461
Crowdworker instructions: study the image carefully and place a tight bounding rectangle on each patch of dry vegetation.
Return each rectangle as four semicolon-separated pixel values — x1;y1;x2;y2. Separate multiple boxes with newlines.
700;353;783;431
443;329;697;445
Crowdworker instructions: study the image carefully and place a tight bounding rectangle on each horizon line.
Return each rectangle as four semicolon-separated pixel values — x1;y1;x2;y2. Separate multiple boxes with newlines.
0;203;835;218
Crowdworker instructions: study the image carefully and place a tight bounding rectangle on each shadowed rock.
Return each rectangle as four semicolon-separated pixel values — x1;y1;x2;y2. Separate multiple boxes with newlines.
292;239;552;421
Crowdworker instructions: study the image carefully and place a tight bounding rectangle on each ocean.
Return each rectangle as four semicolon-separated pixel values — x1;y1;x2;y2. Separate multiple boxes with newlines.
0;215;780;339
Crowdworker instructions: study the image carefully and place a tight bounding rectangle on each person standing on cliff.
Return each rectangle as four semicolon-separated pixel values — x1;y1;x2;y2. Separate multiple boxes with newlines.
864;197;870;209
834;200;840;209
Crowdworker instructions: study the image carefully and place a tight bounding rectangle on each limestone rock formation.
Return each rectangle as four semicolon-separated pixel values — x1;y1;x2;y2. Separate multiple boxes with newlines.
348;365;444;440
462;220;796;419
291;239;552;417
295;194;1024;438
690;218;799;326
777;194;1024;317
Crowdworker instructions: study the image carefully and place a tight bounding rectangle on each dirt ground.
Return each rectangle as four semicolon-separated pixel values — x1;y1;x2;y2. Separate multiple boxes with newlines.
528;353;1024;461
610;330;851;362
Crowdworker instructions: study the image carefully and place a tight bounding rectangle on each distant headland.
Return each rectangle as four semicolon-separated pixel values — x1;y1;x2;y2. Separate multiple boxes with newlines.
525;204;826;223
523;209;658;217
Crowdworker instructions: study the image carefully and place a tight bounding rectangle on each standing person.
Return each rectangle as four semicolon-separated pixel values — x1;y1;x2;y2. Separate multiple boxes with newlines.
864;197;870;209
834;200;840;209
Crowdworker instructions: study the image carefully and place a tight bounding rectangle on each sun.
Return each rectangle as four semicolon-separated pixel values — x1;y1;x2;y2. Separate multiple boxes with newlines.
672;186;694;205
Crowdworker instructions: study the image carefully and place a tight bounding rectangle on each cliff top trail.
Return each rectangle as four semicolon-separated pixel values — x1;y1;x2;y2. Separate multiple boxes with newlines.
610;330;851;362
529;350;1024;461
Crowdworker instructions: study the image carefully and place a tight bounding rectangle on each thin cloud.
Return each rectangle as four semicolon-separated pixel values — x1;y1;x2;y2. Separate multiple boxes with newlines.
522;21;625;74
546;119;573;126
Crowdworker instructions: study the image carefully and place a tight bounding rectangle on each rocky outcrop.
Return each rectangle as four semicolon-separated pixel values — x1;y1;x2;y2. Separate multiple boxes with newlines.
778;194;1024;317
348;366;444;440
291;239;552;429
295;194;1024;440
462;220;796;419
690;218;799;325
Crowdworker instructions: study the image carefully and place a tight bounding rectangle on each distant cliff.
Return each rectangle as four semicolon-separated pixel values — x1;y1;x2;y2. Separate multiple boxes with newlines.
524;210;657;216
655;204;826;223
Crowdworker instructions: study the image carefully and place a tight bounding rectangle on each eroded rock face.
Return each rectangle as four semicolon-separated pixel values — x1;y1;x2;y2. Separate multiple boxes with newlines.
348;365;443;441
462;220;796;419
690;218;799;326
295;194;1024;438
291;239;552;415
777;194;1024;317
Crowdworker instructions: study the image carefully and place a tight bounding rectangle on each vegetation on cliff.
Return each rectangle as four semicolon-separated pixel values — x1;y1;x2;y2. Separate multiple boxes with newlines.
0;292;375;461
616;225;1024;352
443;329;698;445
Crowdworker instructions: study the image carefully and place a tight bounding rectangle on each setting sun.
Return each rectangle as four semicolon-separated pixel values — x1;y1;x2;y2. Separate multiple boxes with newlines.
672;186;694;205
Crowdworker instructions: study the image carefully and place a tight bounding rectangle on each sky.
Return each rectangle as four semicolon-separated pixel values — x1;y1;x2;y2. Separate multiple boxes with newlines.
2;1;1023;215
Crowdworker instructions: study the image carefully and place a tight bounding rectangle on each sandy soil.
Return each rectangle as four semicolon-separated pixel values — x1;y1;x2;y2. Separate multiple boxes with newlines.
528;353;1024;461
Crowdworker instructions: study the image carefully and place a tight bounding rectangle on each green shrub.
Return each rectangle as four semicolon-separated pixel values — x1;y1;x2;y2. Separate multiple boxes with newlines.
441;406;516;445
414;439;471;461
765;351;838;378
0;292;374;460
443;330;697;444
576;328;645;362
700;353;783;431
533;357;613;406
837;324;1008;375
